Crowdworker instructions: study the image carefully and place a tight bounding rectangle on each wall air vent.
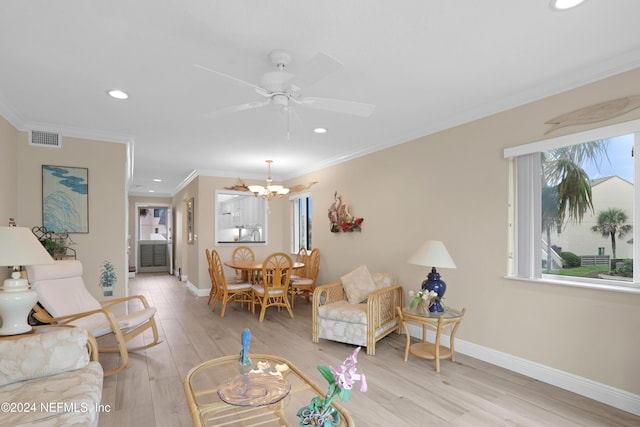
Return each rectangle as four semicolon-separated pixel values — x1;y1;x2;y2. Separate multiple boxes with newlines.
29;130;61;148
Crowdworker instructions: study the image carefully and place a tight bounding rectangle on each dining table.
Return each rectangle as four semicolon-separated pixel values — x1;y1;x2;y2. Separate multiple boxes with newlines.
224;259;305;284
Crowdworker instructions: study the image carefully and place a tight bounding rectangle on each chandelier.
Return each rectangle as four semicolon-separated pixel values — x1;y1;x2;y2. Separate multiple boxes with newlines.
248;160;290;200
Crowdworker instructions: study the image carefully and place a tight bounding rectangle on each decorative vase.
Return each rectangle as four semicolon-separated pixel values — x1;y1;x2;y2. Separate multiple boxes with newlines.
297;396;340;426
416;300;432;316
428;299;444;313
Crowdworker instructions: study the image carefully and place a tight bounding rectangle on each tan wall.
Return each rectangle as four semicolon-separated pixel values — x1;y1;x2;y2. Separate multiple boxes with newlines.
0;116;20;281
284;67;640;395
171;175;286;291
15;131;128;306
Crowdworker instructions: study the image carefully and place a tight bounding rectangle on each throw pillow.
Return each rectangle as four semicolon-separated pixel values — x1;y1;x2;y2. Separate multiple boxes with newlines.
371;272;395;289
341;265;376;304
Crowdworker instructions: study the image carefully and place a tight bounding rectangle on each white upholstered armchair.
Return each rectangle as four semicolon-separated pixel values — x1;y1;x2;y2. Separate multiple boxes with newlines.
312;266;403;355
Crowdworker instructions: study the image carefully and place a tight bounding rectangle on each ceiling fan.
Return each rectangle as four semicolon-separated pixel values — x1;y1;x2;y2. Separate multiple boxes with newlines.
195;50;376;120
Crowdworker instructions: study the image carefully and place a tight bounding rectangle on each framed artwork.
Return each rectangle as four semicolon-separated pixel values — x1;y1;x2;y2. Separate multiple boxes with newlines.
42;165;89;233
186;198;194;244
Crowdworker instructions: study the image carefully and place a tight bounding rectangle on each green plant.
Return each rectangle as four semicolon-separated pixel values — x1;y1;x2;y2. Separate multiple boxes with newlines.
41;237;57;255
297;347;367;426
560;251;580;268
613;259;633;278
100;261;117;296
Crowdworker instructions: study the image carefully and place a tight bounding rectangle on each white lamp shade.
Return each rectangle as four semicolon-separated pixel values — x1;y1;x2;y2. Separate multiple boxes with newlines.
0;227;54;267
408;240;456;269
0;227;52;335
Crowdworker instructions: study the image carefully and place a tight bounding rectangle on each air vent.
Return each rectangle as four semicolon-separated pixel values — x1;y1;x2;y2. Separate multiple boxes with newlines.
29;130;61;148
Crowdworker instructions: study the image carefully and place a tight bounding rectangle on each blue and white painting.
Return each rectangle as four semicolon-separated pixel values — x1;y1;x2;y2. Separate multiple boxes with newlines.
42;165;88;233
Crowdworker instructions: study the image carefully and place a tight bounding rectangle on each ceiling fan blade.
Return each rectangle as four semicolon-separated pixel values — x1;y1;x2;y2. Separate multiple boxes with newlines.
193;63;268;95
289;52;342;90
204;99;271;118
301;97;375;117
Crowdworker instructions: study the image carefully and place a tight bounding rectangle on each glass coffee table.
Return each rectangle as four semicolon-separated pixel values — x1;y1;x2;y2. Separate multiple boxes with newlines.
184;353;353;427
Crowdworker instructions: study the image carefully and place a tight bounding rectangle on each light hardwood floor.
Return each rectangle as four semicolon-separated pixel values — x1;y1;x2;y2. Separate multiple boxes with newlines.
97;273;639;427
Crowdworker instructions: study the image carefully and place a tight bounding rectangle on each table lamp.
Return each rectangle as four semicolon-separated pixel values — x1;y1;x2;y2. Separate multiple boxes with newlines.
408;240;456;312
0;226;54;335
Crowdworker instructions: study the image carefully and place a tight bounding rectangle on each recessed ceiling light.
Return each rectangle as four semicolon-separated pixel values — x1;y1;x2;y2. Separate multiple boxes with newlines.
152;178;163;182
314;127;328;134
148;190;155;193
549;0;586;11
107;89;129;100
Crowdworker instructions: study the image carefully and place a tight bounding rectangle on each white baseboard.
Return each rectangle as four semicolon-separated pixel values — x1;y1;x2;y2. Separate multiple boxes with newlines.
186;280;209;297
128;272;135;278
405;324;640;416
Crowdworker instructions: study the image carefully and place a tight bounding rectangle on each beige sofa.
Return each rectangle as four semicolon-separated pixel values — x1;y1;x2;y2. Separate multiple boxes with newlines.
312;267;403;355
0;327;104;426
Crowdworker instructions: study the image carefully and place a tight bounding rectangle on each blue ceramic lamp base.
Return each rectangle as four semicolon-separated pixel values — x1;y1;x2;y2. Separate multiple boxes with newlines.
421;267;446;313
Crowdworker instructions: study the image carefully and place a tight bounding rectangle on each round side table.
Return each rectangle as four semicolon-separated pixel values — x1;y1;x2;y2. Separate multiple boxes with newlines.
397;306;466;372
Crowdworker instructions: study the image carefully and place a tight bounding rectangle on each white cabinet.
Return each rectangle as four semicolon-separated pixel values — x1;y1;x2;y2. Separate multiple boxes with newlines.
216;191;267;244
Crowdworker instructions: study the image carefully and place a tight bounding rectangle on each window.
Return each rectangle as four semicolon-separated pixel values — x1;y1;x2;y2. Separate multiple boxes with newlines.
215;191;267;245
291;193;312;251
505;120;638;289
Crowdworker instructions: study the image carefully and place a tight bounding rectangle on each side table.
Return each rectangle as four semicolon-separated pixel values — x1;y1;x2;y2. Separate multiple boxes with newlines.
397;306;466;372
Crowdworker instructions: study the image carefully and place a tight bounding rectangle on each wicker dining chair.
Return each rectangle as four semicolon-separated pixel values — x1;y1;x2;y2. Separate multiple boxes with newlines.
231;245;255;283
210;250;253;317
205;248;217;305
251;252;294;322
290;247;308;281
291;248;320;309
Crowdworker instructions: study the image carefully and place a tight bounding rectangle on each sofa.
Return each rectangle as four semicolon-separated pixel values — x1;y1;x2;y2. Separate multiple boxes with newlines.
0;326;104;426
312;266;403;355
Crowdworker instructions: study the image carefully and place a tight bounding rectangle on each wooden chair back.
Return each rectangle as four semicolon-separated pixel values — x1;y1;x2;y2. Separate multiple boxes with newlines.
206;248;217;304
262;252;293;292
252;252;295;322
232;246;255;280
210;249;228;288
209;249;252;317
305;248;321;282
233;246;255;264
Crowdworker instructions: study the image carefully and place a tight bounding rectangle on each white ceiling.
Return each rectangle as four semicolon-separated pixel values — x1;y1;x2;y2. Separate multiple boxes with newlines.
2;0;640;196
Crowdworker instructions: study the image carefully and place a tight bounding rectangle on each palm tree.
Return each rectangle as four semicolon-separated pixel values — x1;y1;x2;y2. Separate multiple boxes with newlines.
591;208;633;259
541;140;608;271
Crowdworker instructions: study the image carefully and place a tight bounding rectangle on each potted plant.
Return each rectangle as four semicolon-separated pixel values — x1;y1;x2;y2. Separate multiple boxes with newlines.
100;261;117;296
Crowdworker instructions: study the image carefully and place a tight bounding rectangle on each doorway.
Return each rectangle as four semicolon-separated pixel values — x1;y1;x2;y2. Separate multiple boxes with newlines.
137;206;172;274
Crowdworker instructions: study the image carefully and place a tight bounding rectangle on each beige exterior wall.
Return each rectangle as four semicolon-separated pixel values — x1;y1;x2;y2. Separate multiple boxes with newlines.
553;176;634;260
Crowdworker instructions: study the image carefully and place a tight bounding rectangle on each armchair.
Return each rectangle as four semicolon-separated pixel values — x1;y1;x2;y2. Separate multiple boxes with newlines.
0;327;103;426
312;266;403;355
27;260;161;376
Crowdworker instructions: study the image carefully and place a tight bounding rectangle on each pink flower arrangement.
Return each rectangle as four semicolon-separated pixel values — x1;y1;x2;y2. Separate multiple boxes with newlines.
298;347;367;426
